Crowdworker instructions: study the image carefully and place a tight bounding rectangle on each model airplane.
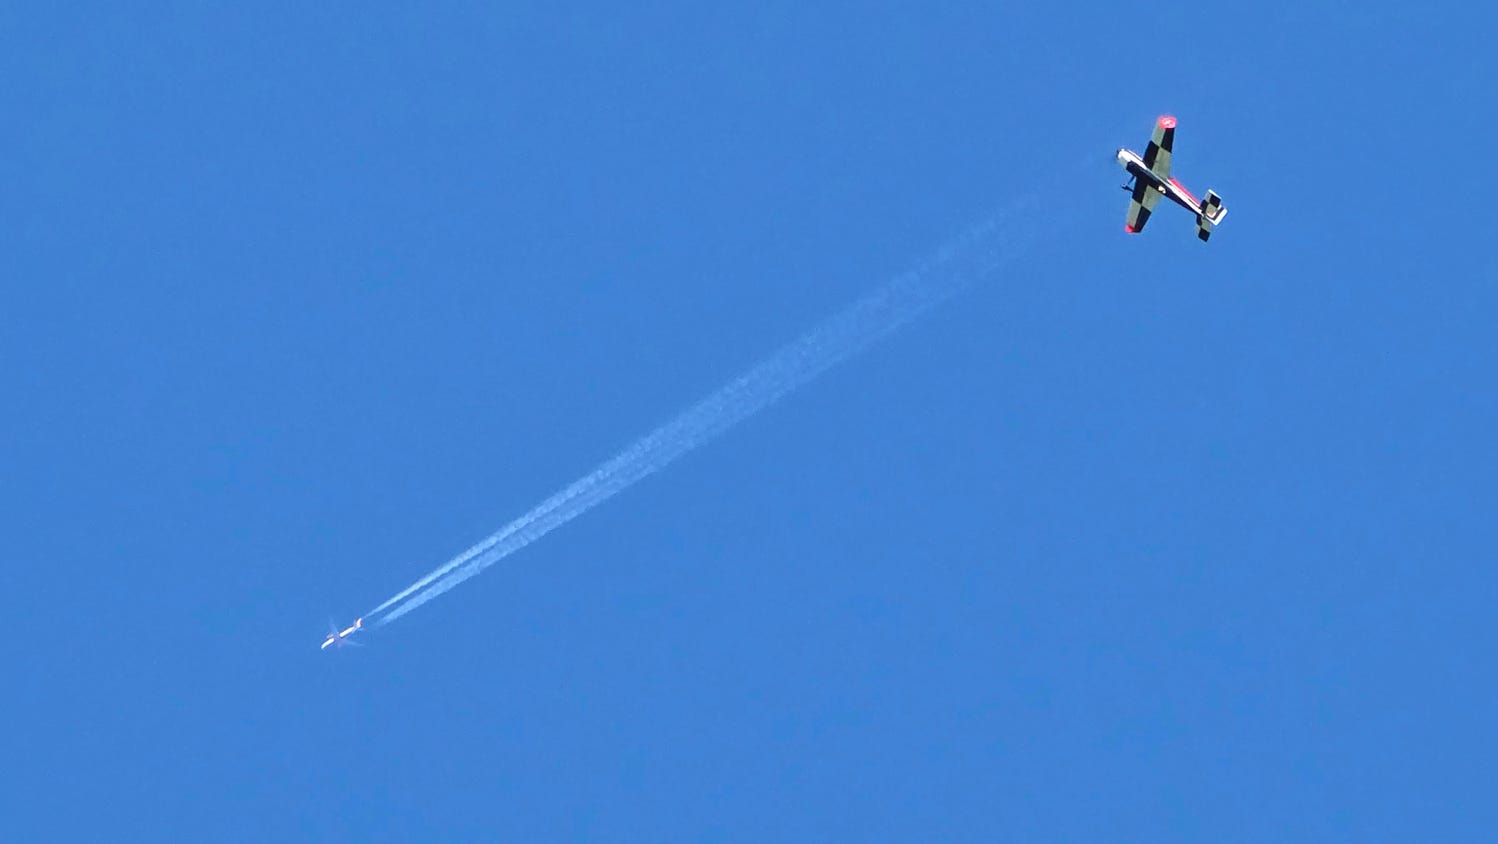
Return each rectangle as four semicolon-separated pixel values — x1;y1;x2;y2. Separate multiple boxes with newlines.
1116;116;1226;241
320;617;364;650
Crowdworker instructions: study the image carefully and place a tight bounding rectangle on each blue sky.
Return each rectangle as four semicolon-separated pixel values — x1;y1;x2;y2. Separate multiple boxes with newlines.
3;4;1494;840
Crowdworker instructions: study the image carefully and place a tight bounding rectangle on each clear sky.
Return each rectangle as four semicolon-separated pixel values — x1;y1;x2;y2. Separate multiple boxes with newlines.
3;4;1494;841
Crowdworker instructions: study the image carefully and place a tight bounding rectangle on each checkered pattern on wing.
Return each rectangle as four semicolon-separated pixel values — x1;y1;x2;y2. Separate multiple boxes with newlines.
1126;180;1161;233
1142;121;1174;180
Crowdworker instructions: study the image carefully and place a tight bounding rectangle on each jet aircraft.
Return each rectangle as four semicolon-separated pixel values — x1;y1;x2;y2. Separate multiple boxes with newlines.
1116;116;1227;241
320;617;364;650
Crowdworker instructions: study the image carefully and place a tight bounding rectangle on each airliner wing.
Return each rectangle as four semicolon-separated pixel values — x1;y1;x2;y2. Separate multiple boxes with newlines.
1142;115;1175;180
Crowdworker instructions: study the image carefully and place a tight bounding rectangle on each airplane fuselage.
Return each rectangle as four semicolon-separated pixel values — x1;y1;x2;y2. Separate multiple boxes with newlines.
1116;148;1202;216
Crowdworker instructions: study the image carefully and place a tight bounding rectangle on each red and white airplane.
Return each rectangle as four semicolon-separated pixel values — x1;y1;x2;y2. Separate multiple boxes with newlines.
1116;116;1227;242
320;617;363;650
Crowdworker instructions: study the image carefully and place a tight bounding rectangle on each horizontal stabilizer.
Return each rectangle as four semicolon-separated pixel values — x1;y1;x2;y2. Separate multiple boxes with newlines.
1201;189;1227;224
1196;189;1226;242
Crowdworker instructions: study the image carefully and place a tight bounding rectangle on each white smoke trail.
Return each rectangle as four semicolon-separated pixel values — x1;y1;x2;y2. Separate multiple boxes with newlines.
369;201;1036;626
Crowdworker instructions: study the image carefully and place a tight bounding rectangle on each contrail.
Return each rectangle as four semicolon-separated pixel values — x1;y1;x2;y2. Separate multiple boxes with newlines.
367;200;1037;627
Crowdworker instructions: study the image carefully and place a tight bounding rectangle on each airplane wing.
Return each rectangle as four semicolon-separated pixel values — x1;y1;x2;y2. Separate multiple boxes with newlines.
1142;115;1175;180
1125;180;1161;233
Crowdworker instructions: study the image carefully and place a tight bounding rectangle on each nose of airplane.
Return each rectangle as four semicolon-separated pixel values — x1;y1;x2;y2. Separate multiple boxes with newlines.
1115;148;1129;165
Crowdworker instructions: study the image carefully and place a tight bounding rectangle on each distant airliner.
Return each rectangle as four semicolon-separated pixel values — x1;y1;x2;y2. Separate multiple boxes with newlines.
320;617;363;650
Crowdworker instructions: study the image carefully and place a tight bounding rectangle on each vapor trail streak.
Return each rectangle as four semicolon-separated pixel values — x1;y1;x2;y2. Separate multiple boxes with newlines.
369;204;1033;626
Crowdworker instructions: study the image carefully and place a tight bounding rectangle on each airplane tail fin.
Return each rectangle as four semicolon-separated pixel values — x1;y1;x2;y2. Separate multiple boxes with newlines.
1196;189;1226;242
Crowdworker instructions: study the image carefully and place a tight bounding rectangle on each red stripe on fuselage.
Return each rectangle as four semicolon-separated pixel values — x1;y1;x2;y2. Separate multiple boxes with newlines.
1168;178;1198;205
